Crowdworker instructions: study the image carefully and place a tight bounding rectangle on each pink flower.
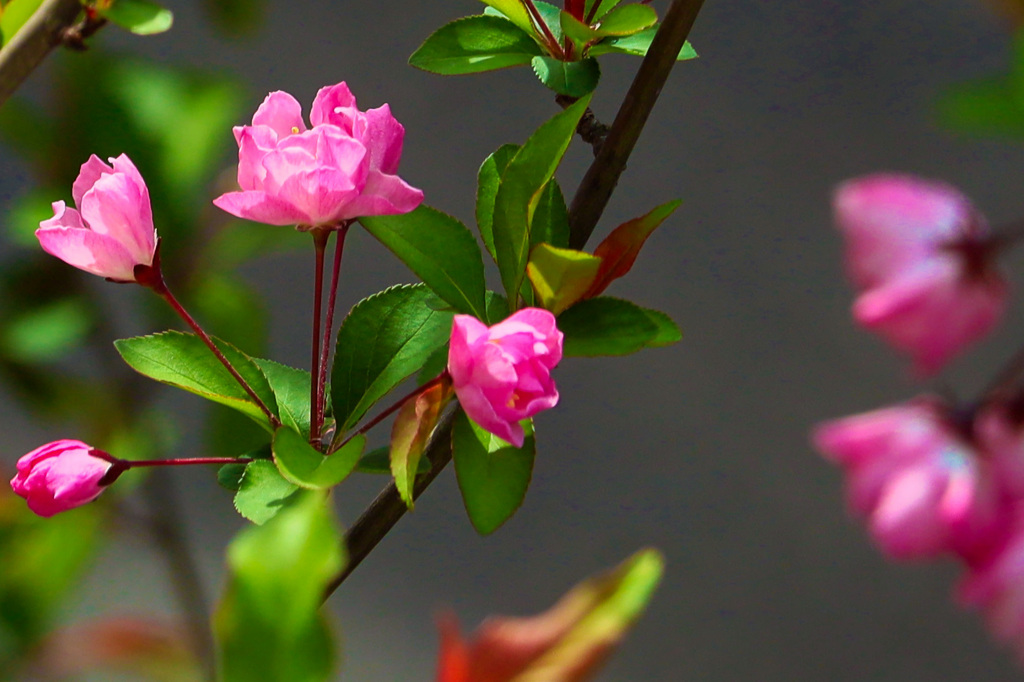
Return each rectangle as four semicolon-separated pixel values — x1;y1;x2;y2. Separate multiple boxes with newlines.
10;440;113;517
812;400;1003;561
834;174;1007;375
448;309;563;448
36;154;157;282
213;82;423;228
958;513;1024;660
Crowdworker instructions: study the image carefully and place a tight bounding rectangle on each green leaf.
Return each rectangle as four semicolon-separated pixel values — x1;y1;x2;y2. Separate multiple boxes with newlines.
939;79;1024;138
273;426;364;490
590;28;698;60
585;0;623;21
561;11;600;44
533;1;564;43
114;331;278;428
558;297;662;356
218;462;249;491
214;492;342;682
390;380;451;508
594;3;657;36
452;410;535;535
585;199;681;297
98;0;174;35
254;359;312;438
485;290;511;325
536;56;595;95
479;0;535;34
642;307;683;347
527;244;602;315
1;298;92;364
360;206;487;319
330;285;454;435
204;0;265;36
493;96;592;305
476;144;521;261
233;460;299;525
0;0;44;45
531;179;570;248
410;15;543;75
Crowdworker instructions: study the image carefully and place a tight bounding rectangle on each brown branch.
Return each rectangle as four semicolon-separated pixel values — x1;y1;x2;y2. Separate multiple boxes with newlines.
568;0;706;250
322;0;707;602
0;0;85;109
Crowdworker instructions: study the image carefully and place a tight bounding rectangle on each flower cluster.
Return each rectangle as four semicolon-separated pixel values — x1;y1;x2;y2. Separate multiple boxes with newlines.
816;174;1024;658
12;81;565;519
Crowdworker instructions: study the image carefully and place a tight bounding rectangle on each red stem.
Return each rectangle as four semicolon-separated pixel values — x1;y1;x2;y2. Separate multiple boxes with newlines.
316;223;350;446
567;0;585;20
333;374;446;453
523;0;566;58
144;265;280;429
124;457;253;468
309;229;331;447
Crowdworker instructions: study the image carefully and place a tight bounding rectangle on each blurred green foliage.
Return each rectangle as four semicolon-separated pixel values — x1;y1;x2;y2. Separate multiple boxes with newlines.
938;28;1024;138
0;42;294;677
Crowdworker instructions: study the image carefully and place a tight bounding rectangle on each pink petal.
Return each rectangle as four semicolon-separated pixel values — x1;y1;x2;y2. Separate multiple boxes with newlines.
39;201;86;231
361;104;406;174
835;174;977;289
212;190;314;226
72;155;114;208
79;173;155;266
252;91;307;138
336;169;423;220
36;227;139;281
310;82;358;129
236;127;279;190
854;259;1007;375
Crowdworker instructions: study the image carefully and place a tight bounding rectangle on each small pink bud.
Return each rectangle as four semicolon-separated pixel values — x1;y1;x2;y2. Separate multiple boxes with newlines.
812;400;1003;561
36;154;157;282
447;309;563;448
834;174;1007;375
10;440;113;517
213;82;423;228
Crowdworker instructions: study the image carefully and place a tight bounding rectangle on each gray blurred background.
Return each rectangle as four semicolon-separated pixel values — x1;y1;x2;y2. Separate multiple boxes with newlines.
5;0;1024;679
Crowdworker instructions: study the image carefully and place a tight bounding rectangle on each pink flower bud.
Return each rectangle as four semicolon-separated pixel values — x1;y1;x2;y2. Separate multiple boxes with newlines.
36;154;157;282
10;440;113;517
812;400;1003;561
213;82;423;228
447;309;563;448
834;174;1007;375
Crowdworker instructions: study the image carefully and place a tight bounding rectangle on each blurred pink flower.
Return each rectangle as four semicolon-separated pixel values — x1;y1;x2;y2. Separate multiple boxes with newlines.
10;440;112;517
36;154;157;282
834;174;1006;375
812;400;1003;561
958;511;1024;661
214;82;423;228
448;309;563;448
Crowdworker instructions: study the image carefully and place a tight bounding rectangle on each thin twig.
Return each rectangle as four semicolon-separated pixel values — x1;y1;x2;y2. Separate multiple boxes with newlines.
321;0;707;602
568;0;706;249
0;0;84;109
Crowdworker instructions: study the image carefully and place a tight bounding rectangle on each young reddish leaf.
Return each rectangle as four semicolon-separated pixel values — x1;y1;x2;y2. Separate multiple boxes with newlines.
391;377;454;508
527;243;602;314
584;199;681;298
436;549;664;682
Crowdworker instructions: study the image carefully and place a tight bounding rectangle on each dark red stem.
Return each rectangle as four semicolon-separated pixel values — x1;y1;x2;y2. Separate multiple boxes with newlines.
309;229;331;447
523;0;566;58
121;457;252;468
332;374;446;453
316;223;350;446
136;249;280;428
